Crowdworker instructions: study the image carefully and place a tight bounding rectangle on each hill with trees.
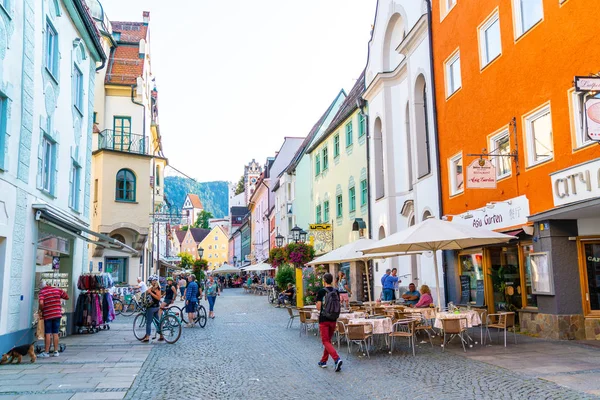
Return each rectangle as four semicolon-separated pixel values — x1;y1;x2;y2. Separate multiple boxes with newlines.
164;176;229;218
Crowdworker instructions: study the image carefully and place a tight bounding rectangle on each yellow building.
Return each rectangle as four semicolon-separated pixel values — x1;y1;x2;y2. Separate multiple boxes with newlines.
199;226;230;270
306;72;369;300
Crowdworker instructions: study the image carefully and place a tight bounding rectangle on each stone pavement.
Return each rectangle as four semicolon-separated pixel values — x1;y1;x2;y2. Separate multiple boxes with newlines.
4;291;600;399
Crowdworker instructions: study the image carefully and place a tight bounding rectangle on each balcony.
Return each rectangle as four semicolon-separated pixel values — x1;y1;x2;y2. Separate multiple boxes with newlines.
97;130;148;155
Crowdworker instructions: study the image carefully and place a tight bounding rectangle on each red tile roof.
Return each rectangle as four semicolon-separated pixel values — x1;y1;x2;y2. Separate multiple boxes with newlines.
111;21;148;44
106;21;148;85
187;194;203;209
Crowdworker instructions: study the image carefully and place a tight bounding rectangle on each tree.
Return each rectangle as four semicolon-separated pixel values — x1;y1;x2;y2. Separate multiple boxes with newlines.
178;252;194;269
234;175;245;195
181;225;189;231
194;210;213;229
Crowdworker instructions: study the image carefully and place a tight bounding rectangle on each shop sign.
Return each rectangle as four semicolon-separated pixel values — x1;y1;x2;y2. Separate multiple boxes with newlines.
466;159;496;189
551;158;600;207
585;99;600;141
451;195;530;230
309;223;332;230
575;76;600;92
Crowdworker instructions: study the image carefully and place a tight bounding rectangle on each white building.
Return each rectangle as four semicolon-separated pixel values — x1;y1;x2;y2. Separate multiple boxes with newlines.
0;0;127;348
364;0;443;301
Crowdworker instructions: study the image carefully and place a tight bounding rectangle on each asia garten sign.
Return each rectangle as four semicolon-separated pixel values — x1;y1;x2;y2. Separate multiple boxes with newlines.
466;158;496;189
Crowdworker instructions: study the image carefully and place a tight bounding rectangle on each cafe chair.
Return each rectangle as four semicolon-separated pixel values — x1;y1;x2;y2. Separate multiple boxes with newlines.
409;313;434;347
389;319;416;356
441;318;468;353
347;324;373;358
298;310;318;337
286;307;300;329
485;312;517;347
335;320;348;349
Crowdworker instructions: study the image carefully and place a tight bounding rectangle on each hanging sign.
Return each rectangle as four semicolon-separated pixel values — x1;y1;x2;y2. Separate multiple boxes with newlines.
575;76;600;92
585;99;600;141
466;158;496;189
309;223;332;231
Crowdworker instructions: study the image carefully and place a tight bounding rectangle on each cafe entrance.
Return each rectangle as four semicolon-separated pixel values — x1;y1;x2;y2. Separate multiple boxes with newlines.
578;240;600;316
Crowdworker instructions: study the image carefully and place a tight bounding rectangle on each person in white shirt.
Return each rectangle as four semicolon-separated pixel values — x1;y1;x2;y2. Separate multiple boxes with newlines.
134;277;148;300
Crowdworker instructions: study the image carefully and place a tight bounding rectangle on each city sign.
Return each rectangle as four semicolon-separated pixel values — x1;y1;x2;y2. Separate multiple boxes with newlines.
466;158;496;189
551;157;600;207
575;76;600;92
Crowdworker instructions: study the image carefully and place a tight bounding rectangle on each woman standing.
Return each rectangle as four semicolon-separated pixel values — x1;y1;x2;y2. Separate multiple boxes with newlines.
205;275;220;319
142;275;163;342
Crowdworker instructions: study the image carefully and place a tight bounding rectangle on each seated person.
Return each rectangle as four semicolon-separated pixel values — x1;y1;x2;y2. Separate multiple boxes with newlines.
401;283;421;306
246;276;252;287
277;283;295;307
414;284;434;308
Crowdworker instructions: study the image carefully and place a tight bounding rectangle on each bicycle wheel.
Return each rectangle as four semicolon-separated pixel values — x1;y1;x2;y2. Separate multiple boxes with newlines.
132;313;148;340
168;306;184;323
113;299;124;315
196;304;207;328
121;300;136;317
160;315;182;344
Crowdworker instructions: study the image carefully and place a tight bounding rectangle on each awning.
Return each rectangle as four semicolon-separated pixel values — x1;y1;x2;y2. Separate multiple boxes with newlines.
33;204;138;255
529;197;600;222
503;229;523;236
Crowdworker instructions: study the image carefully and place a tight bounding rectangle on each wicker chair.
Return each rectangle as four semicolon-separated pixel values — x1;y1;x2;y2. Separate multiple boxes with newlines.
441;318;468;352
286;307;300;329
347;323;373;358
389;319;416;356
485;312;517;347
335;320;348;349
298;310;318;337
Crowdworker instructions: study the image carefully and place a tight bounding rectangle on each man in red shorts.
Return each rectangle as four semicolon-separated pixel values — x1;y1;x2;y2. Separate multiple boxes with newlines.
38;281;69;358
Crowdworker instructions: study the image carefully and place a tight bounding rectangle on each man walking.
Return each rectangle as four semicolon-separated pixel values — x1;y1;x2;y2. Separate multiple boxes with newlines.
185;275;199;328
38;281;69;357
316;273;342;372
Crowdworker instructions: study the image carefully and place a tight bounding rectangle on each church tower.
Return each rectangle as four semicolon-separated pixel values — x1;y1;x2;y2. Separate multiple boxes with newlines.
244;159;262;205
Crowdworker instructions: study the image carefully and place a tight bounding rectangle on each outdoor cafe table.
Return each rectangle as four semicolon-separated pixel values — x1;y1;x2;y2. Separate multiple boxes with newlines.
349;317;393;335
403;307;436;320
433;310;482;330
310;310;367;320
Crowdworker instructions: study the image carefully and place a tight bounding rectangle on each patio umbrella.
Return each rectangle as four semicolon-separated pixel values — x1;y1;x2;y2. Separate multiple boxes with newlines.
361;217;515;308
241;262;274;272
212;263;241;275
307;238;420;303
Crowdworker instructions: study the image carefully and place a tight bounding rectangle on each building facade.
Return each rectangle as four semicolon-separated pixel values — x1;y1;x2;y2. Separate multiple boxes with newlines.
248;172;270;264
199;225;229;270
364;0;442;300
432;0;600;339
182;193;203;227
0;0;111;350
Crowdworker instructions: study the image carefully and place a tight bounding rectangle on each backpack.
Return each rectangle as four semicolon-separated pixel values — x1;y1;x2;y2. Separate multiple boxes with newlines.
321;287;341;320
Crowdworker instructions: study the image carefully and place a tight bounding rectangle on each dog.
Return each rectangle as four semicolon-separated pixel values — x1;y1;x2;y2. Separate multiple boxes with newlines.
0;343;36;365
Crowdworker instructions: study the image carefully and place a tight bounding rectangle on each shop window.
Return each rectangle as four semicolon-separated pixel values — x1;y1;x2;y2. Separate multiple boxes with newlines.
570;90;598;149
513;0;543;38
489;129;511;179
448;152;463;196
105;258;127;284
322;146;328;171
479;11;501;67
445;50;461;97
333;133;340;158
489;247;522;312
582;242;600;314
522;244;537;307
459;253;483;303
115;169;136;202
524;104;553;166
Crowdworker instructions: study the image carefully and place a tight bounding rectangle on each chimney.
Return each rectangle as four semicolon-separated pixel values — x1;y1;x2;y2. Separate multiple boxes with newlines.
143;11;150;25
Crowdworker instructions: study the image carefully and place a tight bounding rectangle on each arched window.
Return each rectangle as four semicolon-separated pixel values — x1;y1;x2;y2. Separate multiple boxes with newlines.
383;14;405;71
374;118;385;199
414;75;431;178
405;102;413;191
111;234;126;244
115;169;136;201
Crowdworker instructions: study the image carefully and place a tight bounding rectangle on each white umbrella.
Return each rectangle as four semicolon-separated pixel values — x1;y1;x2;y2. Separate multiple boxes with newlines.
241;262;274;272
212;263;241;275
361;217;515;308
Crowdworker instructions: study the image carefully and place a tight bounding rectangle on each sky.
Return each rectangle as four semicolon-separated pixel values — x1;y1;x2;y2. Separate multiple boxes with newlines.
99;0;378;183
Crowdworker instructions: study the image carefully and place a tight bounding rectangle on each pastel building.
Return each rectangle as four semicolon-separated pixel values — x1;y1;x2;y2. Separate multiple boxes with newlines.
199;226;230;270
364;0;442;301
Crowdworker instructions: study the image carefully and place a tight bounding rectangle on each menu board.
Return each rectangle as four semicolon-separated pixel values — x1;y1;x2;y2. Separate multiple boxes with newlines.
531;252;554;295
475;280;485;306
459;275;470;304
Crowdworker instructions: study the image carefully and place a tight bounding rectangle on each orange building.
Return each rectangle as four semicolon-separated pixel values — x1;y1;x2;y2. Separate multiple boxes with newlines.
432;0;600;339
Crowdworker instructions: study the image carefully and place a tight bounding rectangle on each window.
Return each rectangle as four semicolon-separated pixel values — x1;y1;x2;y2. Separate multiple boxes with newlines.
489;129;511;178
323;200;330;222
316;204;322;223
525;105;553;166
333;134;340;158
570;90;598;148
349;187;356;213
155;165;160;186
41;137;56;193
315;154;321;176
214;236;218;241
94;179;98;202
359;113;366;137
336;195;343;218
360;179;368;206
0;95;6;170
345;122;353;147
69;162;81;210
113;116;131;151
322;146;328;171
73;65;84;112
513;0;543;37
209;245;212;250
479;12;501;67
445;51;461;97
441;0;457;19
449;152;463;195
115;169;136;201
45;20;58;78
459;252;483;304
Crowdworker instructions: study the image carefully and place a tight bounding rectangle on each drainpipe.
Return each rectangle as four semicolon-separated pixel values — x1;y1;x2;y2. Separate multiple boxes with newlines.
425;0;449;305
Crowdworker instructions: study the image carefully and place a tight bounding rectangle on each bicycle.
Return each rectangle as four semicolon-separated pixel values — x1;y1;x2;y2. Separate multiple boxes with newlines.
114;290;144;317
267;286;280;305
132;307;182;344
180;301;207;328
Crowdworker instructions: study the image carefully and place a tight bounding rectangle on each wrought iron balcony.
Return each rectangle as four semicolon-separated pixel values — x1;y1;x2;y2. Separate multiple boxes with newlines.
97;129;148;155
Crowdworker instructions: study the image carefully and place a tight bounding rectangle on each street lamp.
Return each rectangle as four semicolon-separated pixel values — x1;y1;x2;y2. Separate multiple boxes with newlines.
299;229;307;243
275;233;285;247
197;245;204;259
291;225;302;243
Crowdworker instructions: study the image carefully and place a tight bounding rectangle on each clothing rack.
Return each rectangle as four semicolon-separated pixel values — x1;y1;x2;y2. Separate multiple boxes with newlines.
74;273;115;334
